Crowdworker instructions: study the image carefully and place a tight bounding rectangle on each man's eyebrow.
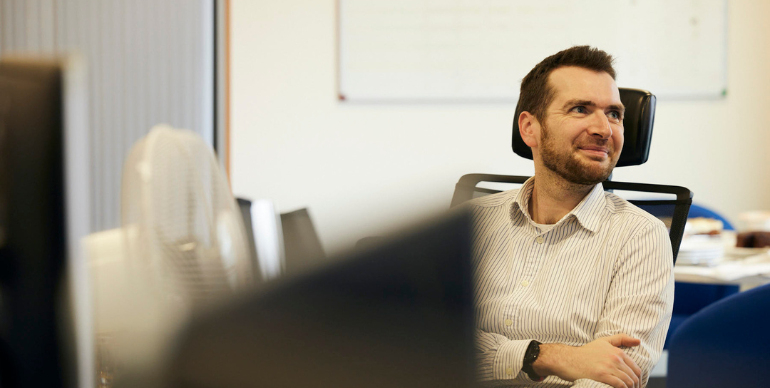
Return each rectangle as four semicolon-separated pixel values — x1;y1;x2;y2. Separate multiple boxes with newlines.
562;99;594;109
562;99;626;113
609;103;626;114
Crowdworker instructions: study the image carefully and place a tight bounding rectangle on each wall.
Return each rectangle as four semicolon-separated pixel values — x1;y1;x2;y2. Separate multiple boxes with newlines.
231;0;770;255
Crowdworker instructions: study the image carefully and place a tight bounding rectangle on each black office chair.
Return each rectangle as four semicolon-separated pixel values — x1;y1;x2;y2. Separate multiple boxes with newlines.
236;198;328;280
450;88;693;264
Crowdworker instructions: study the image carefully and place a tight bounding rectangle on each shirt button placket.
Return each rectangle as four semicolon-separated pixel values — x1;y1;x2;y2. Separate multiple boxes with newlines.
522;235;544;290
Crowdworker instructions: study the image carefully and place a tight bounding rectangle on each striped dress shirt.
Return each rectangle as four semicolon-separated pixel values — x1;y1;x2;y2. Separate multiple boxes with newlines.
467;177;674;387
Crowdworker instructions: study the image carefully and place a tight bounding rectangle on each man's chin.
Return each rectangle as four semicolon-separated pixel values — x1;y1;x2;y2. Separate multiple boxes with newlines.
542;154;617;186
566;175;609;186
576;158;615;176
567;162;614;185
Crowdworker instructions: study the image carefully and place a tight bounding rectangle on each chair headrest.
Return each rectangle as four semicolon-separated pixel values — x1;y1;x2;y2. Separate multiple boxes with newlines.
511;87;656;167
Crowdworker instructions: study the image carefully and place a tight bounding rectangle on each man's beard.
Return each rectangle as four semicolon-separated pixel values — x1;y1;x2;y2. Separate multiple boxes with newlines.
539;123;618;185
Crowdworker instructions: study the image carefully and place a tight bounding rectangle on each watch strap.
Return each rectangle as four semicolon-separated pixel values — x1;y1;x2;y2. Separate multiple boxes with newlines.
522;340;545;382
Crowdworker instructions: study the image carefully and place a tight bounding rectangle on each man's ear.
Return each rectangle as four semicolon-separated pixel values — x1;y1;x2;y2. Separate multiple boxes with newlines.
519;111;540;148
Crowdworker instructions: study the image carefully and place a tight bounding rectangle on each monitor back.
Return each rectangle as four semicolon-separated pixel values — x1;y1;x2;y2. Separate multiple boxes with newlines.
163;210;476;388
0;58;68;388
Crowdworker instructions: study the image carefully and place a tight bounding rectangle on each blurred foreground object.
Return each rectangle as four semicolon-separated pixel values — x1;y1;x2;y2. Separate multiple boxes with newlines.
0;56;92;388
163;210;475;388
86;125;253;385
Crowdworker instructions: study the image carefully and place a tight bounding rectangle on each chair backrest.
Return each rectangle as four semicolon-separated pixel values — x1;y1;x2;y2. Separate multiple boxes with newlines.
236;199;328;279
512;88;656;167
667;283;770;388
450;173;693;264
280;208;326;274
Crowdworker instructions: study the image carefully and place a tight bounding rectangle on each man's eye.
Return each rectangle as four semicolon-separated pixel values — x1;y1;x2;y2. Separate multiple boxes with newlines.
571;106;587;114
608;111;622;121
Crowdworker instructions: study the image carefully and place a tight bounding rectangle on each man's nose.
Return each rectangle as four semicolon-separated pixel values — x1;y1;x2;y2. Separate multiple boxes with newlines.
588;111;613;139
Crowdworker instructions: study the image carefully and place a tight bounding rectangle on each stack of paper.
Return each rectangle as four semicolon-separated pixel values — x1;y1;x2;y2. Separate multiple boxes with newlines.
677;236;724;266
675;253;770;282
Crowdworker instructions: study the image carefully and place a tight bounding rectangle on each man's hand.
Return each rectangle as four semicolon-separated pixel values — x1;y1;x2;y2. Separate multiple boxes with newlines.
532;334;642;388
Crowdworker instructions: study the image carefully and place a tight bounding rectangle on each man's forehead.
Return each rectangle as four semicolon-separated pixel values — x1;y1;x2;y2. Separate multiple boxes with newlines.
547;66;621;106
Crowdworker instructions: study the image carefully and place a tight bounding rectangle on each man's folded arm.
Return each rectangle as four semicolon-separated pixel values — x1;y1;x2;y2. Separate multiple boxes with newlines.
474;329;533;382
573;220;675;387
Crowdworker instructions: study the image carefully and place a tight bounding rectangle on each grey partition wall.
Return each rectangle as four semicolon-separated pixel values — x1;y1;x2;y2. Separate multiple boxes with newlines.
0;0;219;233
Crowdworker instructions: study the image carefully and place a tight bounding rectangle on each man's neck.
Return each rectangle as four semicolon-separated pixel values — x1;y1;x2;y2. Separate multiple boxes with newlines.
528;169;595;225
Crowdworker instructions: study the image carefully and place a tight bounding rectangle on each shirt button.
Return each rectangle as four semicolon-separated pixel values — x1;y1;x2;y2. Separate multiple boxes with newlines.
536;236;544;244
521;280;530;287
505;319;513;326
506;367;513;376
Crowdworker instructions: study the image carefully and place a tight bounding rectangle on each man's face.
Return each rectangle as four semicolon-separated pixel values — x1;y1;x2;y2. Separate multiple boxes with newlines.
536;66;625;185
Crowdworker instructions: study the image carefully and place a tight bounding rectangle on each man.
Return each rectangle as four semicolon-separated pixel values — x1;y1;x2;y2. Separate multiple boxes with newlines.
468;46;673;388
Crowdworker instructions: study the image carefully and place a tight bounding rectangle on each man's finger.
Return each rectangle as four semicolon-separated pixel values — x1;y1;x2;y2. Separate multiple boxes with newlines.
620;336;641;348
606;334;641;348
602;374;630;388
621;352;642;379
615;358;640;388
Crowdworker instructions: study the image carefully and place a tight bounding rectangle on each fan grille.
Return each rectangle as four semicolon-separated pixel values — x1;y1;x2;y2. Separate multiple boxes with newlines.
121;125;253;315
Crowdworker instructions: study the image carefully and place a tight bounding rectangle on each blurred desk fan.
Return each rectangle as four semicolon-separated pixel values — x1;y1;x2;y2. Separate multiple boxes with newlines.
94;125;253;382
121;124;252;304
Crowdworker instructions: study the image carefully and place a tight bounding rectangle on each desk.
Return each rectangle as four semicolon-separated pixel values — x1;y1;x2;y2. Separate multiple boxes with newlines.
673;231;770;288
674;252;770;289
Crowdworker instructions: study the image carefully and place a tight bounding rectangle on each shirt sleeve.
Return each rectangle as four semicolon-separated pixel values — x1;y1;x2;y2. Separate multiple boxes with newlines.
474;329;534;383
591;219;674;387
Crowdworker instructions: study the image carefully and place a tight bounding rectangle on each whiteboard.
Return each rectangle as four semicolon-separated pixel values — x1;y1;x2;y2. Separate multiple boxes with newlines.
338;0;727;102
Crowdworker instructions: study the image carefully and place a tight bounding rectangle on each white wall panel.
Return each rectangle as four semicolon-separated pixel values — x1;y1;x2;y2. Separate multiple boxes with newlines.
231;0;770;254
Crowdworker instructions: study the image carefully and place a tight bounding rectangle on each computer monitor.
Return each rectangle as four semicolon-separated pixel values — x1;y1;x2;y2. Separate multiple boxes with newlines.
235;198;284;281
162;210;476;388
0;57;92;388
235;198;261;278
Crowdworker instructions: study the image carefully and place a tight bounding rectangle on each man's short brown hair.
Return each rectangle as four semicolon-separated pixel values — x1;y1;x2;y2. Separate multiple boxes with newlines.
515;46;616;124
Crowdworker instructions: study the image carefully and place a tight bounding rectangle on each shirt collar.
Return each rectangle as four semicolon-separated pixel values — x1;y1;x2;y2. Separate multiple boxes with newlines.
512;177;606;233
569;182;607;233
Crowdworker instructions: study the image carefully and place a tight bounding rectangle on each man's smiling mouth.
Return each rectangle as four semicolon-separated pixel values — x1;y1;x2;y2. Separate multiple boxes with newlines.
578;145;610;158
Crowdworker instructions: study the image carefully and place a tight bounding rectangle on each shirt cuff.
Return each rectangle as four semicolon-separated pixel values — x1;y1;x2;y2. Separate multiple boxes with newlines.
493;339;531;380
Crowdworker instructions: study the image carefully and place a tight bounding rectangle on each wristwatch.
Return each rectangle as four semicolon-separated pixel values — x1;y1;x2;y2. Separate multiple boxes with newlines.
522;340;545;382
